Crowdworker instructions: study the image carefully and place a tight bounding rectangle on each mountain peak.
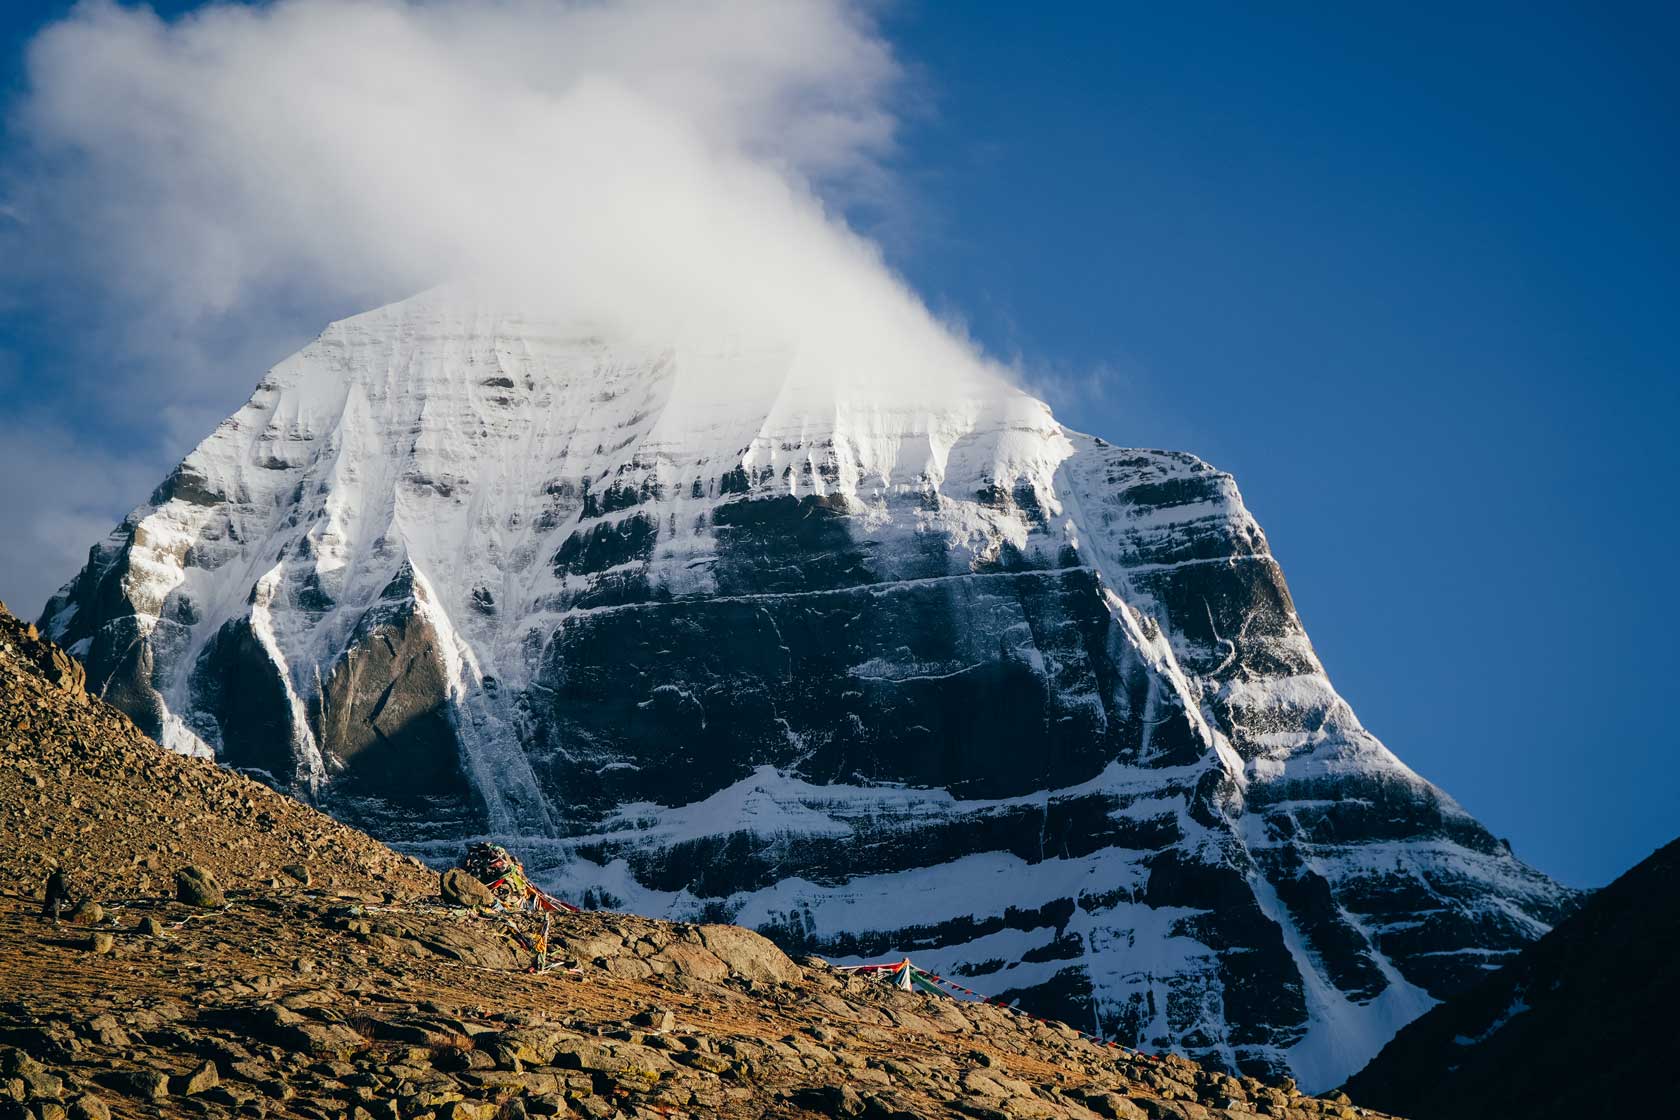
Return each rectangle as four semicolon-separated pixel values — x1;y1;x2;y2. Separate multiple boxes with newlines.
41;293;1574;1089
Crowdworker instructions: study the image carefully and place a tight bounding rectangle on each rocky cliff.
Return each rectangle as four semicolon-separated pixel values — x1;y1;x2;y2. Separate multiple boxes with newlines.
40;290;1574;1088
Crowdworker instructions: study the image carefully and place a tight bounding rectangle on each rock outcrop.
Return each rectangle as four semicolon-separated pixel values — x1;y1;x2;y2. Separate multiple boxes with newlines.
38;290;1575;1087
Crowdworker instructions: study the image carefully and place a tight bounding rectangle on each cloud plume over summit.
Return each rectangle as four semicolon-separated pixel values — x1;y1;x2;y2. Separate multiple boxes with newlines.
0;0;997;611
9;0;909;329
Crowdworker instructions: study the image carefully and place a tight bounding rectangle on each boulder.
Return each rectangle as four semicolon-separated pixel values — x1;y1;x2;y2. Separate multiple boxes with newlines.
1080;1093;1148;1120
116;1070;168;1100
438;1103;496;1120
696;924;802;986
174;866;224;908
483;1027;576;1069
630;1008;674;1033
549;1038;673;1079
67;901;102;927
6;1056;62;1100
221;1005;365;1057
179;1060;218;1095
82;1016;126;1049
649;942;729;983
790;1085;866;1117
67;1097;111;1120
440;869;495;910
1000;1096;1063;1120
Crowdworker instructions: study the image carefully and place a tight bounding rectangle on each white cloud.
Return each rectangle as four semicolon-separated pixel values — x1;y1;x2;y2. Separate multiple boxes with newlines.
0;423;160;618
0;0;1015;611
10;0;903;323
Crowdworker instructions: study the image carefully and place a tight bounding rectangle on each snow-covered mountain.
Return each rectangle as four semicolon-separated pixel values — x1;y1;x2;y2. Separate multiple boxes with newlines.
42;290;1574;1089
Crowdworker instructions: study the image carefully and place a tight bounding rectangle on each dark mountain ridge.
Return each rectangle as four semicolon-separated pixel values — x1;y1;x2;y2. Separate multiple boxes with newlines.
1343;836;1679;1119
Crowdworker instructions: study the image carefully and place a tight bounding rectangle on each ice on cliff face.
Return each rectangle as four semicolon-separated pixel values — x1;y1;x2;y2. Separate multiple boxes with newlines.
42;289;1576;1090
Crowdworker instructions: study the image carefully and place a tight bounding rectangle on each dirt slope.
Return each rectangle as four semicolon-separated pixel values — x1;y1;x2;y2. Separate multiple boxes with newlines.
0;602;434;904
0;601;1395;1120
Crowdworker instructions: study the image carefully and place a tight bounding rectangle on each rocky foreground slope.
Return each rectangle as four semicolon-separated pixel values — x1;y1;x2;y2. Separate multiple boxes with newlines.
1342;835;1678;1120
1;602;1396;1119
41;291;1574;1086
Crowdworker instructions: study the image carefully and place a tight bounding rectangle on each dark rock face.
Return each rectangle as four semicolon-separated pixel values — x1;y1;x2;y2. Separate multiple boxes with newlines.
527;562;1164;811
188;616;304;787
1344;837;1679;1120
36;297;1575;1088
311;570;485;837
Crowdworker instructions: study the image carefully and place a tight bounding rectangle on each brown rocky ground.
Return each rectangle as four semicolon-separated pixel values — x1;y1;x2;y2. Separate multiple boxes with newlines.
0;602;1397;1120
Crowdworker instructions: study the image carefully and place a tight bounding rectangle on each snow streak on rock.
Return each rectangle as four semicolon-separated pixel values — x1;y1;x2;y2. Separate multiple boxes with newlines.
43;291;1575;1089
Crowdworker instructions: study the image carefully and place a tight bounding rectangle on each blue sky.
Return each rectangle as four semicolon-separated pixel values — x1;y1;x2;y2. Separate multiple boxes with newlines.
1;1;1674;888
872;2;1678;888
